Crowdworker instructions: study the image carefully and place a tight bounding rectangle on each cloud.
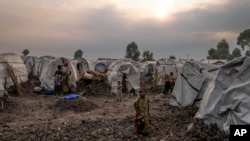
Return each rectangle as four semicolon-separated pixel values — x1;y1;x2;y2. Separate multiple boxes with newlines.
0;0;249;60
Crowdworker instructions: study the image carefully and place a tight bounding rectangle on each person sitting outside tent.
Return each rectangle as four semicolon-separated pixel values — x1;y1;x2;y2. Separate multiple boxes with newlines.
122;73;128;93
62;61;71;94
116;81;122;102
169;72;177;93
163;74;171;95
134;88;151;136
54;65;63;96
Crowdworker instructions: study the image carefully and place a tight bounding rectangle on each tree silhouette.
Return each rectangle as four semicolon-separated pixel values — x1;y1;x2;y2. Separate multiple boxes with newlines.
22;49;30;56
237;29;250;50
125;41;140;61
74;49;83;59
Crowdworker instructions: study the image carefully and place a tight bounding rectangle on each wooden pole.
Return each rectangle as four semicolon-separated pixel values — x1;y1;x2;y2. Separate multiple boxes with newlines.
6;63;24;96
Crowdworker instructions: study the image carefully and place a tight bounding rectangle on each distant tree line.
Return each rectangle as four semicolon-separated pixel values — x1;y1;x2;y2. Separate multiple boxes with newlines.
207;29;250;60
21;29;250;61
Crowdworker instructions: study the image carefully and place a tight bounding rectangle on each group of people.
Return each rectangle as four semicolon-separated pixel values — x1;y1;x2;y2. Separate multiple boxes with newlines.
162;71;177;95
54;61;72;96
56;63;172;137
153;68;177;95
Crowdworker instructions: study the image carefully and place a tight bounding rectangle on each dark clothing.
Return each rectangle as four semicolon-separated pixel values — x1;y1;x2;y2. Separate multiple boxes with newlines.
163;81;171;94
122;74;127;93
163;75;171;94
54;70;63;95
169;75;176;93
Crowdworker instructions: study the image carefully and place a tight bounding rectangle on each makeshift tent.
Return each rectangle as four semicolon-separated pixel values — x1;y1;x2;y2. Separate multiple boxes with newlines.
21;56;36;75
140;61;156;77
94;58;116;73
107;59;140;94
156;59;178;85
40;57;78;90
195;57;250;135
94;62;109;73
36;56;55;79
200;59;228;66
76;58;93;72
170;61;218;107
0;53;28;97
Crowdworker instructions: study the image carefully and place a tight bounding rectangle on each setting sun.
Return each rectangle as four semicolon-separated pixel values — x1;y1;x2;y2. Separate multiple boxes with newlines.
156;9;167;19
154;1;173;19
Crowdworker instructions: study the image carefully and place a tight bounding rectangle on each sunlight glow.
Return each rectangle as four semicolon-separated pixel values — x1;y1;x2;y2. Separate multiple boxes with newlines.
156;9;167;19
154;1;174;19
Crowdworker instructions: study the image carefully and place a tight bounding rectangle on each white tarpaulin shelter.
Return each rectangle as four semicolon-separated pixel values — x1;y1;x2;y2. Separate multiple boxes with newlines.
140;61;156;77
75;58;93;72
195;57;250;135
40;57;78;90
72;58;94;79
156;59;178;85
36;57;55;78
21;56;36;75
170;61;218;107
0;53;28;97
94;58;116;73
107;59;140;94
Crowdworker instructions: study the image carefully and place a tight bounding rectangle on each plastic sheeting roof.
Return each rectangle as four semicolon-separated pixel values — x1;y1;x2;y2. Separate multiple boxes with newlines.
107;59;140;94
195;57;250;135
170;61;214;107
0;53;28;96
40;57;78;90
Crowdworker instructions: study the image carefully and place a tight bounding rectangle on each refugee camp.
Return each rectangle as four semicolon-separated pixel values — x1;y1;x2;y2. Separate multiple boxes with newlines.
1;0;250;140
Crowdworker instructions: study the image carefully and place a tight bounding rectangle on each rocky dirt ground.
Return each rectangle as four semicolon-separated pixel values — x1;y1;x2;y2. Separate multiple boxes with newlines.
0;76;229;141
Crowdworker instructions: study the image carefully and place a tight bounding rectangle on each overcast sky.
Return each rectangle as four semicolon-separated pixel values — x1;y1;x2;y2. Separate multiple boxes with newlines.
1;0;250;60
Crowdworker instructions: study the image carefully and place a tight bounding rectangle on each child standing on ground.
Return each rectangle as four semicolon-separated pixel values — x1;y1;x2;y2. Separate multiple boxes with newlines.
117;81;122;102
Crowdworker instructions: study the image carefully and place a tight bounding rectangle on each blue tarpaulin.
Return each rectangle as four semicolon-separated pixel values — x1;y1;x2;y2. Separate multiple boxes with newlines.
62;94;80;100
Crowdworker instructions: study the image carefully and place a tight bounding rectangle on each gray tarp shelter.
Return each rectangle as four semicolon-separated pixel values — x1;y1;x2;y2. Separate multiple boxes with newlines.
195;57;250;135
170;61;218;107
